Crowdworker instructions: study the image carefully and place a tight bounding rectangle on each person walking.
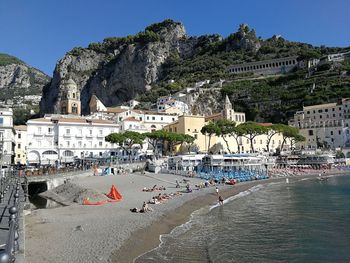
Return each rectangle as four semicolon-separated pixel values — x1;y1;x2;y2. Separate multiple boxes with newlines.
215;186;219;196
219;195;224;205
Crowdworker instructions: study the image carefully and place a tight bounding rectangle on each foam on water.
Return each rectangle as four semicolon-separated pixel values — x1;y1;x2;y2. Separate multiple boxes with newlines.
136;174;350;263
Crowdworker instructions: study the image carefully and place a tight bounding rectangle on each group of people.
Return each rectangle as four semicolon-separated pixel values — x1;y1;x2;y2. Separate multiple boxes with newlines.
130;201;153;213
142;184;166;192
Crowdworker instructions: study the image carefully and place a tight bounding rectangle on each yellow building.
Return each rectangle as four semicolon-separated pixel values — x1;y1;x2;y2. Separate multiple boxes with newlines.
14;125;27;165
164;115;207;151
164;115;286;153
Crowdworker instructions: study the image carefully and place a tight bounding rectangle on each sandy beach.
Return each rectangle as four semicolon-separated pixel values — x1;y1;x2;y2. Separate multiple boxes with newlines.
25;170;346;263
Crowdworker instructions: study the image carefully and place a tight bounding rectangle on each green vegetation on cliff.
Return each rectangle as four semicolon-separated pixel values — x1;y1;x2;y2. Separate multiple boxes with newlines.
0;53;24;66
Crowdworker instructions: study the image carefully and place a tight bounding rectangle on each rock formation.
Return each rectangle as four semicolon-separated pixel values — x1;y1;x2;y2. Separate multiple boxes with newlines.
0;54;50;99
40;20;263;115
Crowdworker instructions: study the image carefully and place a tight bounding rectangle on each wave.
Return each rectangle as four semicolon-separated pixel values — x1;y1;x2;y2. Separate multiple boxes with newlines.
209;184;265;211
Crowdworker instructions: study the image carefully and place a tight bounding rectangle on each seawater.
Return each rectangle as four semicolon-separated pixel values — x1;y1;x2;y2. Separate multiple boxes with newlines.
135;175;350;263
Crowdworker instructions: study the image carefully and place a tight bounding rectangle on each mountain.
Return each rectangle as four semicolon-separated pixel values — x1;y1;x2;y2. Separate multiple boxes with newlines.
39;19;350;122
0;53;51;101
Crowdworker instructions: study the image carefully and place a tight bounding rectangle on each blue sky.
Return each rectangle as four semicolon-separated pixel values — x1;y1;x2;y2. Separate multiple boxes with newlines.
0;0;349;76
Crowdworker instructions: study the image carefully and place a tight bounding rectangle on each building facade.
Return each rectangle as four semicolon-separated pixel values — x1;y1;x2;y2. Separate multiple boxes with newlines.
14;125;27;165
228;56;298;76
89;95;178;132
0;108;15;168
289;99;350;149
26;116;119;165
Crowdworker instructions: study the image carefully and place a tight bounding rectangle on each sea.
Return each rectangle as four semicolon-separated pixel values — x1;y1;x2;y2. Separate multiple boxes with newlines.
135;175;350;263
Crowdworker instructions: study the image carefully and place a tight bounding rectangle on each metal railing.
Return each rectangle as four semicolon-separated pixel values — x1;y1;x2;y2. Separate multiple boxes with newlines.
0;171;27;262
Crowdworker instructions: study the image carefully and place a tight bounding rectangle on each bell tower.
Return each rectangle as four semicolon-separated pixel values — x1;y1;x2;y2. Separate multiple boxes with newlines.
60;78;81;115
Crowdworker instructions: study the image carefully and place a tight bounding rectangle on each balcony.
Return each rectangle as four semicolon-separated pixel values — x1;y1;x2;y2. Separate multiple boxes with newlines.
63;134;71;138
45;132;54;137
86;134;93;138
33;132;43;137
97;134;105;138
75;134;83;138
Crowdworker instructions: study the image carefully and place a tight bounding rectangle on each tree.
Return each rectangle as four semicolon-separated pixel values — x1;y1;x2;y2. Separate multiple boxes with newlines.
144;130;167;157
265;125;278;153
201;122;220;153
229;125;244;153
290;134;306;150
105;131;146;161
216;119;236;153
164;132;186;156
238;122;268;153
279;125;300;151
209;143;224;154
183;134;195;153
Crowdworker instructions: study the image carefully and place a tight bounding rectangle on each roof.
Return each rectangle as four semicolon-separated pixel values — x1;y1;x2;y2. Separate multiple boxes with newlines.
123;117;141;122
105;107;128;113
14;125;27;131
28;117;116;125
258;123;273;127
303;102;337;110
205;112;223;121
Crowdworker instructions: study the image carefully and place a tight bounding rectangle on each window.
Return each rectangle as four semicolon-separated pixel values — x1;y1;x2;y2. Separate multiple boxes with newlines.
338;130;341;135
308;130;314;136
172;118;175;121
66;129;70;135
78;141;82;147
17;144;21;149
147;116;149;120
0;118;4;125
99;130;103;136
161;117;163;121
89;130;92;135
17;154;20;158
38;127;42;134
99;141;103;147
48;127;52;134
152;117;155;121
67;141;70;147
18;133;21;139
188;129;190;132
330;131;333;135
194;134;197;139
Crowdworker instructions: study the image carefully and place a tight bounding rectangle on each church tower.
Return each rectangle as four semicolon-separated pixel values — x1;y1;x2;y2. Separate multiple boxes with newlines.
60;78;81;115
224;95;232;111
222;95;246;124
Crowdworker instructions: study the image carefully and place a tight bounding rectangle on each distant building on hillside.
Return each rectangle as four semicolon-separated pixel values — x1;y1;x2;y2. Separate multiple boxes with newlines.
289;98;350;150
228;56;298;76
205;95;245;124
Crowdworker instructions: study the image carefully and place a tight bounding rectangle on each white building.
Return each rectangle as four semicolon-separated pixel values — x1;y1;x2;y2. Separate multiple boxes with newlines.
14;125;27;165
89;95;178;132
289;98;350;149
319;51;350;65
26;116;120;165
0;108;15;168
156;95;190;114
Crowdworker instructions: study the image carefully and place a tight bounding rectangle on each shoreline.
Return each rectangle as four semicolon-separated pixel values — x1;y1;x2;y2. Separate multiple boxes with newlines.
110;170;348;263
24;170;348;263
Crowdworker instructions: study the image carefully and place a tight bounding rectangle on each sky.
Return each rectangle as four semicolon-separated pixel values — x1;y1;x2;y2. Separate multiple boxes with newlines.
0;0;349;76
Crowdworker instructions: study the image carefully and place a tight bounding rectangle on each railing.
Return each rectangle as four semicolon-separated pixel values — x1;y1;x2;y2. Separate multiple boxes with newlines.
0;171;27;262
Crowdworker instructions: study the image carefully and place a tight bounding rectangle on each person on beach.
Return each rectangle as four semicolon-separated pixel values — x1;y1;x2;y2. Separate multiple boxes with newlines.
140;201;153;213
219;195;224;205
215;186;219;196
176;180;180;188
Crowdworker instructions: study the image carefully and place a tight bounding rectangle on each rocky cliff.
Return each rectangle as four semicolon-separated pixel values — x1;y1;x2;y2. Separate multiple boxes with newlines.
40;20;189;114
0;53;50;100
40;20;262;115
